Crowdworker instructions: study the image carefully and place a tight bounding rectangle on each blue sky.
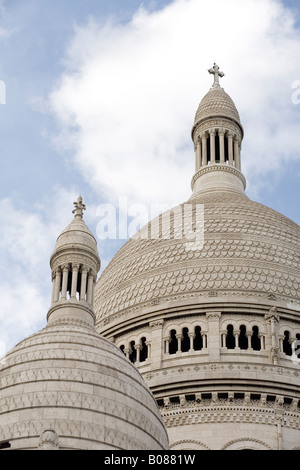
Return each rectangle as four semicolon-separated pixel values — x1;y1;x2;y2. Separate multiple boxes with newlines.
0;0;300;354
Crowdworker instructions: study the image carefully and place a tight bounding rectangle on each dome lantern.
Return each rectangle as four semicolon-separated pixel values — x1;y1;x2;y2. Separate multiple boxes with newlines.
191;64;246;197
47;196;101;327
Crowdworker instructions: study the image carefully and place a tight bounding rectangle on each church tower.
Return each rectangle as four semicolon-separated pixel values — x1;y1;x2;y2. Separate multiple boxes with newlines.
0;198;169;450
95;66;300;450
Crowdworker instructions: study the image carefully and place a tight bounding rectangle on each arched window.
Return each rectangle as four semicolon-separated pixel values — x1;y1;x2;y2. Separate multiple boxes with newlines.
140;337;148;363
129;341;137;363
169;329;178;355
194;326;203;351
251;326;261;351
226;325;235;349
181;327;190;352
239;325;248;350
283;331;292;356
120;345;125;356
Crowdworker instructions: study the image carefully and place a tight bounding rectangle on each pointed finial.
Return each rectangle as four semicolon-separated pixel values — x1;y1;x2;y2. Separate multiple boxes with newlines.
72;195;86;219
208;63;225;88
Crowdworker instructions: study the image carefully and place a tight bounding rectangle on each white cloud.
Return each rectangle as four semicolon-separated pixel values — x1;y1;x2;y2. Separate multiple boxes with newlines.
47;0;300;207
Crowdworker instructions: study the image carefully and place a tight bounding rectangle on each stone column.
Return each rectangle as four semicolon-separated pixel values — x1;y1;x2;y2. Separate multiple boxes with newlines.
54;268;61;302
210;130;216;164
189;332;195;352
176;334;182;353
206;312;221;361
234;136;240;169
70;264;79;300
135;344;141;364
201;133;207;166
227;132;234;165
80;267;88;301
51;270;56;304
265;308;280;364
146;341;151;359
61;265;69;300
234;330;240;349
220;331;226;348
219;129;225;163
164;337;170;354
86;271;94;305
149;320;164;369
196;137;202;171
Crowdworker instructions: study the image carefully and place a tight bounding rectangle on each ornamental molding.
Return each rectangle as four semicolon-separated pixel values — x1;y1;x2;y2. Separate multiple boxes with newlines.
160;403;300;430
191;164;246;189
170;439;210;450
192;117;243;141
221;437;272;450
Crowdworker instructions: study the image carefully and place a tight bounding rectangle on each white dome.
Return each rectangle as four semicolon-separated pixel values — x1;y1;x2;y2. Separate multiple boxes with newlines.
0;317;169;450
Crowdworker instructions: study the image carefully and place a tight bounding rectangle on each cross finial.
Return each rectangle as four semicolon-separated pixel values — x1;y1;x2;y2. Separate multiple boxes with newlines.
208;63;225;88
72;195;86;219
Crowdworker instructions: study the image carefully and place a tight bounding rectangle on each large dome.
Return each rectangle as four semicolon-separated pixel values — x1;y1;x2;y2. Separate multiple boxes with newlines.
95;67;300;450
0;319;169;450
95;190;300;330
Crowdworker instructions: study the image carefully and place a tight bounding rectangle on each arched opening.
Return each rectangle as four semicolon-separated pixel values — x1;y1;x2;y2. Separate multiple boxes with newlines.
239;325;248;350
215;132;220;163
226;324;235;349
129;341;137;363
251;326;261;351
283;331;292;356
181;327;190;352
194;326;203;351
169;330;178;355
206;136;211;164
120;345;125;356
140;337;148;362
224;134;229;163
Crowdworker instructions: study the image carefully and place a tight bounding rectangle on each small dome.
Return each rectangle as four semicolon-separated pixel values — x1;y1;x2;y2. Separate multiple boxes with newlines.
50;196;100;274
54;217;98;257
0;319;169;450
194;86;241;128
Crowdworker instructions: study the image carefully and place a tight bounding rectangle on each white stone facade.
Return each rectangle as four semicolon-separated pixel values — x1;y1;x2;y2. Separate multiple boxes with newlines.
95;70;300;450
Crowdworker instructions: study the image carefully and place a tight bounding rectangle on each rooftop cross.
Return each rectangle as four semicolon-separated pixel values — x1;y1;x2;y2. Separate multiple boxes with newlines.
208;63;225;88
72;195;86;219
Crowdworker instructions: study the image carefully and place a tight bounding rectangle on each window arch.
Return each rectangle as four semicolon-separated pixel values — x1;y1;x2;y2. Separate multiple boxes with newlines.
238;325;248;350
283;331;292;356
251;326;261;351
129;340;137;363
194;326;203;351
169;329;178;355
140;337;148;362
181;327;190;352
226;325;235;349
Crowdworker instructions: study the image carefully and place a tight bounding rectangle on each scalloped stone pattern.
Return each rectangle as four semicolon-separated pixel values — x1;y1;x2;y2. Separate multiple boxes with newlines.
194;87;241;125
95;191;300;323
0;320;169;450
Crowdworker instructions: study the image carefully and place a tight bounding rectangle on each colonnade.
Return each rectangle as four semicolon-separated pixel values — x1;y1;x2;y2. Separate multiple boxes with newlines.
51;263;96;307
195;128;241;172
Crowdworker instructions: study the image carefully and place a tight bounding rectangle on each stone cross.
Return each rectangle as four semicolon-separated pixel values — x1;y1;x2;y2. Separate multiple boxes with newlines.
208;63;225;87
72;195;86;219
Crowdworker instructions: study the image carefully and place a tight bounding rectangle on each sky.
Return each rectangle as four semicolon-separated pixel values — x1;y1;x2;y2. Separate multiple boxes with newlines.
0;0;300;355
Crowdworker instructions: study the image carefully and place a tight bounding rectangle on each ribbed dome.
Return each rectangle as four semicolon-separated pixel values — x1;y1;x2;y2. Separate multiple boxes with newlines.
0;318;169;450
95;191;300;329
194;86;241;128
53;217;98;257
